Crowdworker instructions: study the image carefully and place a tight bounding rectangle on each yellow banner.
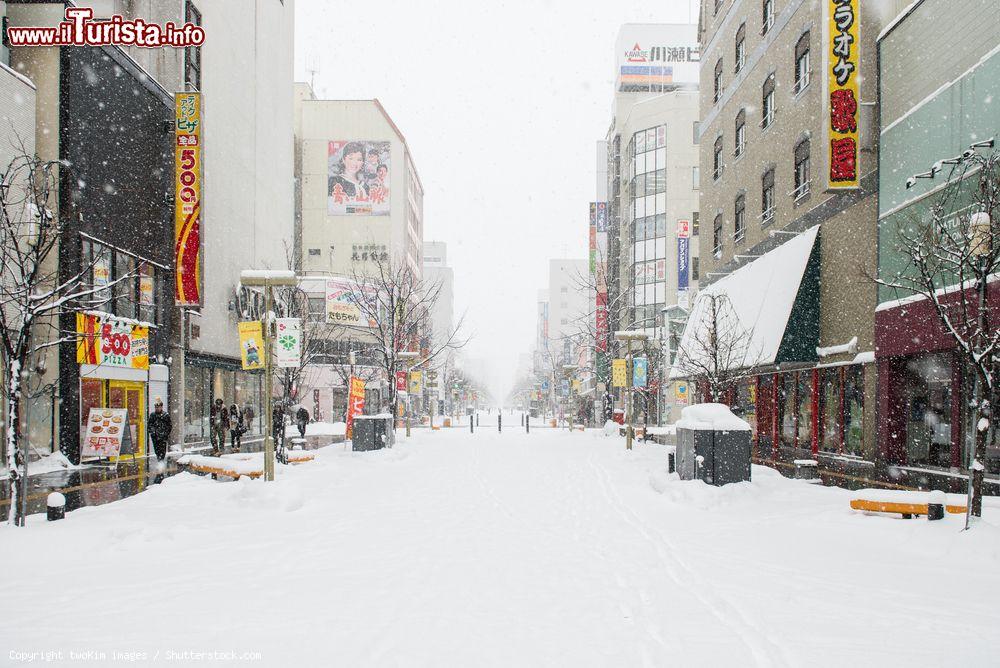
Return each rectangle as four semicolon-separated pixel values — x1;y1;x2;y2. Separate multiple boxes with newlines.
611;359;627;388
75;313;148;369
175;92;202;305
238;321;265;371
409;371;423;395
827;0;860;189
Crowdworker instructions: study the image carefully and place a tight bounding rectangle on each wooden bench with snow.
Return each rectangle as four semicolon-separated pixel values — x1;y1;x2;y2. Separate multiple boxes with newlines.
850;488;967;519
178;454;263;480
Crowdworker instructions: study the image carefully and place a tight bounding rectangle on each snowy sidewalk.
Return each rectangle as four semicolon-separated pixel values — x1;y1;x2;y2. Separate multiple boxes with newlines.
4;427;1000;666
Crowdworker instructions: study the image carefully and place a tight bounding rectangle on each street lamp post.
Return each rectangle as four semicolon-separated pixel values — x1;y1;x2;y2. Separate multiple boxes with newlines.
240;270;297;482
562;364;578;430
398;351;419;438
615;330;649;451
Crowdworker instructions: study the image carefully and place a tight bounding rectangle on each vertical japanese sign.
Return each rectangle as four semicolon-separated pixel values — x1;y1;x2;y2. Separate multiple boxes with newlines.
238;321;265;371
346;376;366;439
827;0;860;189
175;92;202;305
677;237;689;290
589;203;597;274
275;318;302;368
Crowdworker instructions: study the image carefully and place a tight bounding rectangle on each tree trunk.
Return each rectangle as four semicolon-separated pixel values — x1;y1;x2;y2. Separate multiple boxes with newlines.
971;391;993;517
6;362;22;526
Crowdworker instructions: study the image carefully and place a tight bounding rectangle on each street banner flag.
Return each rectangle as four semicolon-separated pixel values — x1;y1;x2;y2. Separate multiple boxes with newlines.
346;376;366;439
175;92;202;305
409;371;423;395
238;321;265;371
275;318;302;368
612;359;627;388
633;357;649;388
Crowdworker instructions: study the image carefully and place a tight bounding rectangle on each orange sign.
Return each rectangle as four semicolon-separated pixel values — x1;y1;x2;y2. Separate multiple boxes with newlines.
175;92;202;304
345;376;366;439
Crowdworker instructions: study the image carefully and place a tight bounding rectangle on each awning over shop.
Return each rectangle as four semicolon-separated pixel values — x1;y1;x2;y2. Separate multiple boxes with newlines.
671;225;821;378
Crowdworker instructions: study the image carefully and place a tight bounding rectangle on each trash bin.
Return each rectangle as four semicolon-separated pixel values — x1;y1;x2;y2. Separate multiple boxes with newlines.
352;415;392;451
675;403;752;486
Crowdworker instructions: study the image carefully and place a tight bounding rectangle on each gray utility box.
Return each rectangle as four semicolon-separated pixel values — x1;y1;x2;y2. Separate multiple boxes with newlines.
675;404;752;486
352;415;393;452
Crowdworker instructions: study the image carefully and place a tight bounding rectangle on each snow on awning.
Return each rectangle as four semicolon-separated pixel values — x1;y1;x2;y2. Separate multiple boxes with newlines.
671;226;820;377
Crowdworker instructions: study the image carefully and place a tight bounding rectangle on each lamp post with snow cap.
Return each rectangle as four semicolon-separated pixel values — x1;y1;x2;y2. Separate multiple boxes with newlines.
398;351;420;438
240;269;297;481
615;330;648;450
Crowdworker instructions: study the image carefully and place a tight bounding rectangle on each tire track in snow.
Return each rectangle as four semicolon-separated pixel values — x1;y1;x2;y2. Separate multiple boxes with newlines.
586;451;790;668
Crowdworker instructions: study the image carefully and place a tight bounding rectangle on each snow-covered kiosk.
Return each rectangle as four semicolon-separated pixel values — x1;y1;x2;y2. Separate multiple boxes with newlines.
675;404;752;486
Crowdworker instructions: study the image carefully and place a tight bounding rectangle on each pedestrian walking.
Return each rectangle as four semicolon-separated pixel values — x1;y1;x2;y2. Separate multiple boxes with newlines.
210;398;229;455
295;405;309;439
271;401;285;448
229;403;244;452
147;397;172;462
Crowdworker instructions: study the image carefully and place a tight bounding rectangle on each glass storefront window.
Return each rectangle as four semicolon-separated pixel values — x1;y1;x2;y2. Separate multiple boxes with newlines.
780;373;795;447
821;368;841;453
184;364;208;442
902;352;953;468
797;372;812;447
844;365;864;457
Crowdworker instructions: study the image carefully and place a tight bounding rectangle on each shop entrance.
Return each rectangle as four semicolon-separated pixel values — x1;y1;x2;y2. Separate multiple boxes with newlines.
108;380;145;459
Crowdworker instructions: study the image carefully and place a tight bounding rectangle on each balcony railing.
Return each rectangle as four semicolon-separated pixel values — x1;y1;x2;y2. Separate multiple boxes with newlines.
790;181;811;203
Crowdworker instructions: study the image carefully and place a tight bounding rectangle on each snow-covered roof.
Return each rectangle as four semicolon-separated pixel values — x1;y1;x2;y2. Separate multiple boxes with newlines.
671;226;819;377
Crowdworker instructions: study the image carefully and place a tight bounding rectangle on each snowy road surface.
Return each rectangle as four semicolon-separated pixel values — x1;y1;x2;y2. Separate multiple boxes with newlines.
5;425;1000;667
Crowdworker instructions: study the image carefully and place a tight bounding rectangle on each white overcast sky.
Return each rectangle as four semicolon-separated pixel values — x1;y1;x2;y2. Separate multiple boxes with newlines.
295;0;699;401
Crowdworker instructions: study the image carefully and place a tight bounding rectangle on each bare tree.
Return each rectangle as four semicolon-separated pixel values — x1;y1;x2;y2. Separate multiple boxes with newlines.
870;147;999;519
333;252;467;425
672;293;753;403
0;148;132;525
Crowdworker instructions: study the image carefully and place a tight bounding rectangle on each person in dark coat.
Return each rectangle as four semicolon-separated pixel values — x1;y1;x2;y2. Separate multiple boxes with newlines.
271;401;285;448
147;397;172;462
229;403;244;452
210;398;229;455
295;406;309;439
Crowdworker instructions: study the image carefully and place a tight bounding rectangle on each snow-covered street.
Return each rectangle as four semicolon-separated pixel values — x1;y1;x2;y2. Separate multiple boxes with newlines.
5;425;1000;667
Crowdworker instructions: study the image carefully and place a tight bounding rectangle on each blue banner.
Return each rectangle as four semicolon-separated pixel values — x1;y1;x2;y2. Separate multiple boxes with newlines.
677;236;689;290
633;357;648;388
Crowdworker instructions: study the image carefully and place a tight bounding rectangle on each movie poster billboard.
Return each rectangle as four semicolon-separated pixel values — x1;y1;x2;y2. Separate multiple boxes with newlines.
328;140;391;216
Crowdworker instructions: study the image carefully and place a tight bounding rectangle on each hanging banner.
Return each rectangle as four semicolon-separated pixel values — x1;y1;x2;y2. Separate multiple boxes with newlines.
238;321;266;371
677;236;689;290
175;91;202;305
409;371;423;395
274;318;302;369
633;357;649;388
612;359;627;387
81;408;131;460
674;382;689;405
395;371;407;392
75;313;149;370
346;376;366;439
827;0;860;189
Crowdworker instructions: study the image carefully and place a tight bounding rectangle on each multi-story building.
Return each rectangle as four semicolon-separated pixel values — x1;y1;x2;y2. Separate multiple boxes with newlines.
686;0;907;480
423;241;455;414
604;23;701;424
875;0;1000;491
292;85;425;420
4;0;295;459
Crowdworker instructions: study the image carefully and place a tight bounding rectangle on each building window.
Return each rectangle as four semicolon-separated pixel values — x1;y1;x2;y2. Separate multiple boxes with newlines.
307;297;325;323
715;0;724;14
734;194;746;243
761;74;776;129
762;0;775;35
735;24;746;74
307;248;321;256
692;256;700;281
713;136;724;180
794;32;811;94
138;264;156;324
692;211;699;236
734;109;746;158
793;139;810;201
693;121;700;144
184;1;202;90
761;168;775;224
713;214;723;258
714;59;724;103
692;166;700;190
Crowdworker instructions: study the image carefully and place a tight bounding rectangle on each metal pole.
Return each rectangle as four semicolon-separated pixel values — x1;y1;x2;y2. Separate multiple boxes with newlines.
263;282;275;481
626;339;633;451
406;364;412;438
525;412;529;433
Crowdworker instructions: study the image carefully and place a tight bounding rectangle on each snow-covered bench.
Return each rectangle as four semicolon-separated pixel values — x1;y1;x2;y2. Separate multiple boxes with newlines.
850;488;967;518
178;454;263;480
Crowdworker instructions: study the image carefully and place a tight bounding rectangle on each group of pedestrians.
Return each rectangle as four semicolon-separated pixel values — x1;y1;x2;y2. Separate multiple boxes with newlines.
210;399;255;455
